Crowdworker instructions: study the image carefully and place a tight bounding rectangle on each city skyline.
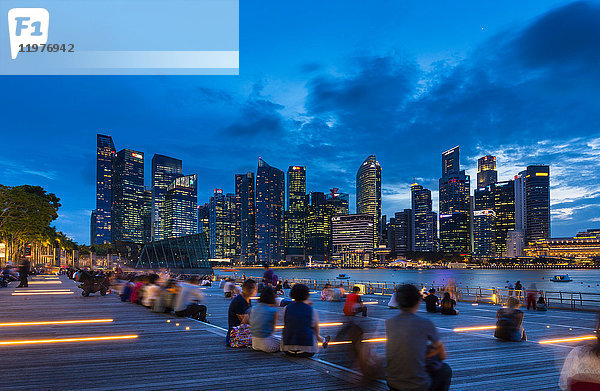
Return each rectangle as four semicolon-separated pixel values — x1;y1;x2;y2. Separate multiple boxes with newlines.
2;1;600;244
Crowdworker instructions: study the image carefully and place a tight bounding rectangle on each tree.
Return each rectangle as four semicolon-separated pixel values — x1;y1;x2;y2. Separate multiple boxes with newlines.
0;185;61;260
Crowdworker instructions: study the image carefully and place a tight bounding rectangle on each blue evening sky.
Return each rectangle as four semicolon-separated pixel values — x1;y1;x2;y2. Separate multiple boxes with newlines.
1;0;600;244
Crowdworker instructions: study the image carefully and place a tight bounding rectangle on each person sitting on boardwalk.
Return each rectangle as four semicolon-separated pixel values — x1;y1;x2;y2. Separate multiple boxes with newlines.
174;276;207;322
388;289;399;309
424;289;440;313
227;279;257;347
495;296;526;341
343;286;367;317
224;278;240;298
559;314;600;390
526;283;538;310
440;292;458;315
321;284;334;301
386;284;452;391
130;276;146;304
249;286;280;353
536;295;547;311
281;283;330;357
142;274;161;309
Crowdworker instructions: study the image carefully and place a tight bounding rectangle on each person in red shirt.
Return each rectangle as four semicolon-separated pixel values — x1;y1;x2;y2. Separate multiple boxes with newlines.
343;286;367;317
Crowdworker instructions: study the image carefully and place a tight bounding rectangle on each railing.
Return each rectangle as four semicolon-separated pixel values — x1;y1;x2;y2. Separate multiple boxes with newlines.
218;274;600;311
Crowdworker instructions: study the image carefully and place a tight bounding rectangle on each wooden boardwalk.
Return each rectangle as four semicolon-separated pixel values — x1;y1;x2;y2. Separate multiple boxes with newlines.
0;275;597;390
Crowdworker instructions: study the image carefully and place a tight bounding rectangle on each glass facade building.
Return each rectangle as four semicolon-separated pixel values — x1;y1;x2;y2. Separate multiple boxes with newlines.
332;214;374;267
235;172;256;264
151;154;182;241
439;146;471;253
477;155;498;188
163;174;197;239
209;189;237;259
197;203;210;248
326;189;349;215
112;149;145;243
525;165;550;242
387;209;413;256
356;155;382;247
285;166;306;262
305;192;333;261
256;158;285;264
93;134;115;245
411;183;437;252
136;233;211;273
141;188;152;243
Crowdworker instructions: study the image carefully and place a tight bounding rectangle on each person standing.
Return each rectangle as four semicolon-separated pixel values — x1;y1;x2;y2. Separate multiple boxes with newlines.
526;283;538;310
17;258;30;288
227;279;257;347
506;281;514;297
386;284;452;391
515;281;523;299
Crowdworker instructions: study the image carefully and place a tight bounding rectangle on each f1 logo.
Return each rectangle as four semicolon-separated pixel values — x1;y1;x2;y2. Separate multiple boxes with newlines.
8;8;49;59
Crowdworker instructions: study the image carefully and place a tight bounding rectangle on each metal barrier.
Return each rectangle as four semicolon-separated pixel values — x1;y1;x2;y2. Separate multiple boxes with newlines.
217;274;600;311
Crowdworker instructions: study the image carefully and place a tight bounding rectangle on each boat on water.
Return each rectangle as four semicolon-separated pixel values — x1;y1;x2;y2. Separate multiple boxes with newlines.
550;274;572;282
336;273;350;280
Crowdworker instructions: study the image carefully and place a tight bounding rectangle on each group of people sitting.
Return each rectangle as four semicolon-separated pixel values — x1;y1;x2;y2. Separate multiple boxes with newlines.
226;279;331;357
389;287;460;316
119;273;211;323
320;283;347;302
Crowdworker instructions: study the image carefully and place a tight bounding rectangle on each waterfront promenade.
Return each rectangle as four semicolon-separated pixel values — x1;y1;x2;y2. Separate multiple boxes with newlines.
1;275;598;390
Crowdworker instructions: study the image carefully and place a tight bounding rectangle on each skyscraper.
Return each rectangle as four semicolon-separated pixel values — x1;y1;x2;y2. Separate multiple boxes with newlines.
514;171;527;232
411;182;437;252
439;146;471;253
331;214;374;267
235;172;256;264
93;134;115;245
525;165;550;242
112;149;145;243
326;189;349;215
151;154;182;241
256;158;285;264
356;155;382;246
473;180;515;258
197;202;210;246
285;166;306;262
477;155;498;188
473;209;496;257
164;174;197;239
141;188;152;243
305;192;333;261
387;209;413;256
493;180;515;256
209;189;237;259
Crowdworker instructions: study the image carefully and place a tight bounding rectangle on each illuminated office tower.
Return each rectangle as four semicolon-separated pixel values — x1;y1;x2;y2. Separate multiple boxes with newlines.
356;155;382;246
411;182;437;252
256;158;285;264
473;210;496;257
285;166;306;262
514;171;527;232
197;202;210;246
438;146;471;253
235;172;256;264
151;154;182;241
112;149;145;243
331;214;374;267
305;192;333;261
93;134;115;245
326;189;349;215
477;155;498;188
209;189;237;259
163;174;197;239
141;188;152;243
493;180;515;256
525;165;550;242
387;209;413;256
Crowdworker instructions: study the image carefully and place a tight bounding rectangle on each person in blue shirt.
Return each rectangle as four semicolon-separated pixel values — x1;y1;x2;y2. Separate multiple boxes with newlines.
249;286;280;352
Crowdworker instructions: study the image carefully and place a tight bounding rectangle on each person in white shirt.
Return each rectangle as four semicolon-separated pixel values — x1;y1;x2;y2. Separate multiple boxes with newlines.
559;315;600;390
174;276;208;322
224;278;241;298
142;274;161;308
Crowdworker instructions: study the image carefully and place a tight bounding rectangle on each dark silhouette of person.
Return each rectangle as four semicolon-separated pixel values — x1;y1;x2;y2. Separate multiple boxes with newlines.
17;258;30;288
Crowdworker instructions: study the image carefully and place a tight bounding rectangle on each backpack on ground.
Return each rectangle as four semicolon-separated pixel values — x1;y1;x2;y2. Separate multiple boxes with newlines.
230;324;252;348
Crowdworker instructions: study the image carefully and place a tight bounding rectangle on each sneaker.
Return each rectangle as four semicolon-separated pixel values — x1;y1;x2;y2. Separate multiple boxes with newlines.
322;336;331;349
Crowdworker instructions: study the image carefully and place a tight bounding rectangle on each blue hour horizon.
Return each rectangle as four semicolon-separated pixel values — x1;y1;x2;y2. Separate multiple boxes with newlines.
2;0;600;244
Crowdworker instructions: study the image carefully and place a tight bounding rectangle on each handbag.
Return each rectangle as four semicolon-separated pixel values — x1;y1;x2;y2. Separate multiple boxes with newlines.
230;324;252;348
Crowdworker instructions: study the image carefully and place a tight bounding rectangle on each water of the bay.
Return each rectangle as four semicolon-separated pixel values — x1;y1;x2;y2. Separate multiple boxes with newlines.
215;268;600;294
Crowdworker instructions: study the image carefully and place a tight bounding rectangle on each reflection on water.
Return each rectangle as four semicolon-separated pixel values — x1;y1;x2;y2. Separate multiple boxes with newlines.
216;268;600;294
